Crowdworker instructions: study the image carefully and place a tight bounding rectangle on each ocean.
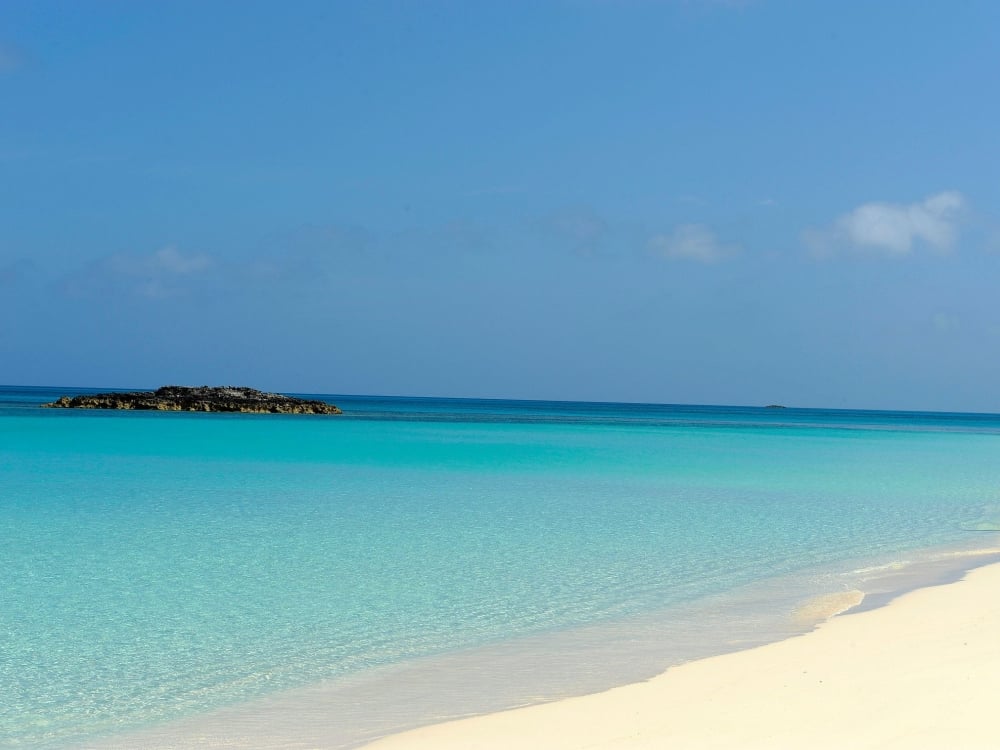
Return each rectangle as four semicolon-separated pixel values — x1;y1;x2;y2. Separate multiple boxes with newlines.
3;385;1000;748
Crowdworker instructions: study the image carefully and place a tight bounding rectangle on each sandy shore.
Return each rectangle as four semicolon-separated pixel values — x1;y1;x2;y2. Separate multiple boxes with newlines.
364;560;1000;750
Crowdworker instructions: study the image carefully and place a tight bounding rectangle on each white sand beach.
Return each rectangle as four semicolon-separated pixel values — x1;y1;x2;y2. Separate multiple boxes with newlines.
364;560;1000;750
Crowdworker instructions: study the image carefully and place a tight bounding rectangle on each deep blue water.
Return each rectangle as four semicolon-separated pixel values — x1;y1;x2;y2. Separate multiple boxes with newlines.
2;386;1000;748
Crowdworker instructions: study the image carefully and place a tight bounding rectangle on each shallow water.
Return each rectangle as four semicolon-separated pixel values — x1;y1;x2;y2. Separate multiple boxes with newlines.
3;387;1000;748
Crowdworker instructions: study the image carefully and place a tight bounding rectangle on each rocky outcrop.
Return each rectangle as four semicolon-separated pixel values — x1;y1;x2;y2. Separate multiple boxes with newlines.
44;386;342;414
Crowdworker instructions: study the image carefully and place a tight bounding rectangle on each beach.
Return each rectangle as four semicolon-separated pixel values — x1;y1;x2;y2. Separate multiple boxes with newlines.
364;559;1000;750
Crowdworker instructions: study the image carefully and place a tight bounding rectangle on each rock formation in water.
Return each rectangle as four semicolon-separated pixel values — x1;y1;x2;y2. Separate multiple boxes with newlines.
44;385;342;414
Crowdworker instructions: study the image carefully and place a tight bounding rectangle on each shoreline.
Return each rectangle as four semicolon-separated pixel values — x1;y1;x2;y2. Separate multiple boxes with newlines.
78;539;1000;750
364;557;1000;750
365;562;1000;750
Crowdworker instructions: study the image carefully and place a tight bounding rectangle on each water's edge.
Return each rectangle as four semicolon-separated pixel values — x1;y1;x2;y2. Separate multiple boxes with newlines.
79;535;1000;750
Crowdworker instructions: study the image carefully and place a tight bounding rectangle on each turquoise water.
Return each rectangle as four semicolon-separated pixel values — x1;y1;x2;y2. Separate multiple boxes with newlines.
3;386;1000;748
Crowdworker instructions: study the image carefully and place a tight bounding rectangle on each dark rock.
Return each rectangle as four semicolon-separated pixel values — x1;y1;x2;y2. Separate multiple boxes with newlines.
43;385;342;414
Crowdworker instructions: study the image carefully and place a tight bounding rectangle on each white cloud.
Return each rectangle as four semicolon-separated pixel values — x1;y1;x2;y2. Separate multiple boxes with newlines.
931;312;960;334
151;245;211;274
806;191;965;257
65;246;213;299
0;258;36;287
550;211;605;244
649;224;738;263
0;43;24;74
537;208;608;257
107;245;212;279
983;228;1000;254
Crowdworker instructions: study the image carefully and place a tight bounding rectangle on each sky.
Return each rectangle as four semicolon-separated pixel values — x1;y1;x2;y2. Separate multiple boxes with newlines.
2;1;1000;411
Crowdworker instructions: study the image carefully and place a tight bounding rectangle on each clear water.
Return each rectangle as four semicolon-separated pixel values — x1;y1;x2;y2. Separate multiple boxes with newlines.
3;386;1000;748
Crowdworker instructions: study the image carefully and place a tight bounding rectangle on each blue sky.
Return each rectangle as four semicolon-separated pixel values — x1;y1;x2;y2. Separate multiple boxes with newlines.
3;1;1000;410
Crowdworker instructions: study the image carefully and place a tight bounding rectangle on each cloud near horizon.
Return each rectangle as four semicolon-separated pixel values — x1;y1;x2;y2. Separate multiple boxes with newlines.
64;246;214;299
648;224;739;263
0;43;24;74
805;191;965;257
0;258;37;287
536;207;608;257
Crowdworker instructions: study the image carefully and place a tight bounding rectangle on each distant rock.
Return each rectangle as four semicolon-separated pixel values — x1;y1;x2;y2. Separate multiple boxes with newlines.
764;404;787;409
43;385;342;414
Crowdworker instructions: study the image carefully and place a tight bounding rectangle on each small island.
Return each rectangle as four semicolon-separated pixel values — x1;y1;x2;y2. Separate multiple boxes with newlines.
43;385;342;414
